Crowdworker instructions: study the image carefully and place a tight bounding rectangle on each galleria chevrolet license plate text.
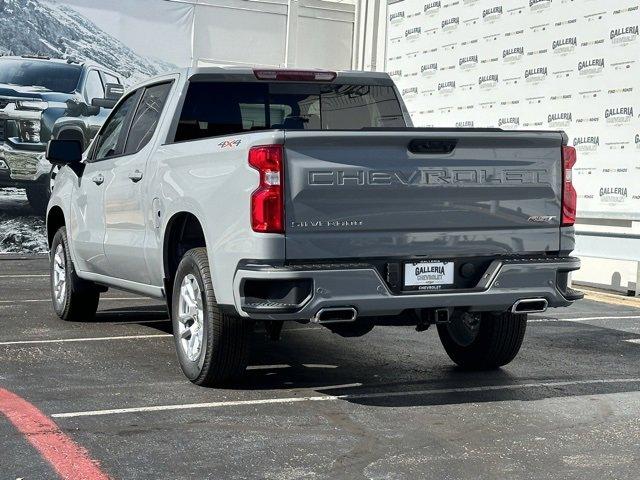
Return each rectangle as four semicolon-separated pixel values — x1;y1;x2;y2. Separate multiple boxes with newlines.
404;261;454;289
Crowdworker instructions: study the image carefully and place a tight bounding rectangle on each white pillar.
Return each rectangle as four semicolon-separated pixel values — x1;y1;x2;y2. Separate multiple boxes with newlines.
285;0;299;67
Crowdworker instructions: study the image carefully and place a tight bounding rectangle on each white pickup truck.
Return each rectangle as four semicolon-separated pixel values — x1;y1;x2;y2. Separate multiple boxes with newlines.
45;67;582;386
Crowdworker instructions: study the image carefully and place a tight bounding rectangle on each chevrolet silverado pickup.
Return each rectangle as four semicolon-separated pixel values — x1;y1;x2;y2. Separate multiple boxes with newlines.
44;67;582;386
0;55;123;214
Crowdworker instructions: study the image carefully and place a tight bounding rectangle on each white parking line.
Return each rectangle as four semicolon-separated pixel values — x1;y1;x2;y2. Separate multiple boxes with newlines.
245;364;338;370
96;319;169;325
98;309;167;315
0;274;49;278
283;326;322;333
246;364;290;370
529;315;640;323
51;377;640;419
0;334;172;346
0;297;152;304
626;339;640;345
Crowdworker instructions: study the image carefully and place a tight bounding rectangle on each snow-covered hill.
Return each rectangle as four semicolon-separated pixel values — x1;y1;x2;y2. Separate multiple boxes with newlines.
0;0;176;84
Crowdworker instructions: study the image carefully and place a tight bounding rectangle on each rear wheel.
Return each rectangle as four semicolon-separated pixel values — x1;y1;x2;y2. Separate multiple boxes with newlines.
50;227;100;321
437;311;527;369
171;248;251;386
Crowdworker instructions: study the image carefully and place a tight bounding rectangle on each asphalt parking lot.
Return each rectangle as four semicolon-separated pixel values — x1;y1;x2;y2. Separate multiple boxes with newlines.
2;256;640;479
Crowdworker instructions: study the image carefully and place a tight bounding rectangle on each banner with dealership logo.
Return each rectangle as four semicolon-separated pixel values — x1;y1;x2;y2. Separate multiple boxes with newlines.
386;0;640;219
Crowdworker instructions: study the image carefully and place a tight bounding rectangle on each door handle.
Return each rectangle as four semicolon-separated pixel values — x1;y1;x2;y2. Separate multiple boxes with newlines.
128;170;143;182
92;174;104;185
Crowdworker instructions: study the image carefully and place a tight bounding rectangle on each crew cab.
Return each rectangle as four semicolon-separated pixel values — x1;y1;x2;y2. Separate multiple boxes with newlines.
45;67;582;386
0;55;123;214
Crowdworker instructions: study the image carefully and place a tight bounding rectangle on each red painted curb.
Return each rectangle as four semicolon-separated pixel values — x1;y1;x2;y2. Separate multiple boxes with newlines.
0;388;110;480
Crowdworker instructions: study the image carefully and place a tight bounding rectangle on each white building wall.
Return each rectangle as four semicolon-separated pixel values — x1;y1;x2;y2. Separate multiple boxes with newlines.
165;0;357;70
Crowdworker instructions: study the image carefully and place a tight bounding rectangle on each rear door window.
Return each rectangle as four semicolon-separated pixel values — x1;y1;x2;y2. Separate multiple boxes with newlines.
173;81;404;142
93;91;140;161
124;82;172;155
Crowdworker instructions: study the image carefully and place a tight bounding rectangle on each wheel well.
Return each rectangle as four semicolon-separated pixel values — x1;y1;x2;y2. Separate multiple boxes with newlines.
164;213;206;288
47;206;65;247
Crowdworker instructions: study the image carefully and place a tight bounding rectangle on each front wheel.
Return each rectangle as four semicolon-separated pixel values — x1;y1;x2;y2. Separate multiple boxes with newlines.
50;227;100;321
26;166;59;216
437;311;527;369
171;248;251;386
26;185;50;216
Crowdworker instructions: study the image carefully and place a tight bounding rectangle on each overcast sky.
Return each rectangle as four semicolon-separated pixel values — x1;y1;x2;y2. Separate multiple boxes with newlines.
44;0;193;67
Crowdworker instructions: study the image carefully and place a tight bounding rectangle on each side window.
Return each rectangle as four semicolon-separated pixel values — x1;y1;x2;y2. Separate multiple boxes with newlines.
84;70;104;102
103;72;121;85
124;83;172;155
94;92;139;161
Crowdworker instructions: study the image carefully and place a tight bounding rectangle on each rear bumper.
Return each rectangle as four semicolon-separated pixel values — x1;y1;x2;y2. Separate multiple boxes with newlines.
232;256;581;320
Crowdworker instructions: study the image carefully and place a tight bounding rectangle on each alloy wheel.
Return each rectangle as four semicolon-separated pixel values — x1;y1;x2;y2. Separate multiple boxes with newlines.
445;312;481;347
52;243;66;306
177;273;205;362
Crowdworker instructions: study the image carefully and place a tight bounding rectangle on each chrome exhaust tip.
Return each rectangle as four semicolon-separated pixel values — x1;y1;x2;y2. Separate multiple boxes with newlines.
311;307;358;324
511;298;548;314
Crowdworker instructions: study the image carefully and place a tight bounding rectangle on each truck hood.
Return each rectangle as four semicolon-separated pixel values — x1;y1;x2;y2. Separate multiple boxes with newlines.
0;84;72;102
0;84;49;99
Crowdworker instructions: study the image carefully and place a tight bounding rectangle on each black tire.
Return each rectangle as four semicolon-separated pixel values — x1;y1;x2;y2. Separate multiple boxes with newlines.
171;247;251;386
50;227;100;321
437;311;527;369
26;185;50;216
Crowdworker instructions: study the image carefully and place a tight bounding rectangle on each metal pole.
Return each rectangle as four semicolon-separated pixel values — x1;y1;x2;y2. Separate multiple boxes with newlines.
370;0;381;71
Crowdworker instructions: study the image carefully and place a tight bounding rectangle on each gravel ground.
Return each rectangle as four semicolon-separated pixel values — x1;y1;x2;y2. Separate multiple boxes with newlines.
0;187;48;254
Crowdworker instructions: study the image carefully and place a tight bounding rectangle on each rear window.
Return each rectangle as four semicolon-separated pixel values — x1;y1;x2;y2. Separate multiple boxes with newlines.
173;81;405;142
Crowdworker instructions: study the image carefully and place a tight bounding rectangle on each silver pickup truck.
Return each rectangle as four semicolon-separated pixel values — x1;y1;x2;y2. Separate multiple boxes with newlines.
45;67;582;386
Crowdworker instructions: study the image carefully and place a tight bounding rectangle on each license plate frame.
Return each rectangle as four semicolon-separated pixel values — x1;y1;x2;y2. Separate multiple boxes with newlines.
403;260;455;291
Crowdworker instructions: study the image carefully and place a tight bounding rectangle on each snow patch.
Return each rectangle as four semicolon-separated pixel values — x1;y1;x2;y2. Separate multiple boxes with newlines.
0;188;48;254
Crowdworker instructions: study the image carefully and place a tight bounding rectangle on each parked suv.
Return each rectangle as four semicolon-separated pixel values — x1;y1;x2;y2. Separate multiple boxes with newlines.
0;55;123;213
45;67;582;386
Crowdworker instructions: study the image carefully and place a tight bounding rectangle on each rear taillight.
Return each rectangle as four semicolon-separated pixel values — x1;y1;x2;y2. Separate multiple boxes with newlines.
561;145;577;226
253;69;337;82
248;145;284;233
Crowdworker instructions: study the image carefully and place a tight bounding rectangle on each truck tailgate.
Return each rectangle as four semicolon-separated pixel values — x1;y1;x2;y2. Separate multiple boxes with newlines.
283;130;564;260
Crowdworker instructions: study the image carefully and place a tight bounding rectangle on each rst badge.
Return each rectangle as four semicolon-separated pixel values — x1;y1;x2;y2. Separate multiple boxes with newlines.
528;215;556;223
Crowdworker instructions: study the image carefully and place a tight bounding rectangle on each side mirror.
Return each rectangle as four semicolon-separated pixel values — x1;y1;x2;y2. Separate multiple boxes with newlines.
91;83;124;109
46;139;83;166
105;83;124;101
91;97;117;109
